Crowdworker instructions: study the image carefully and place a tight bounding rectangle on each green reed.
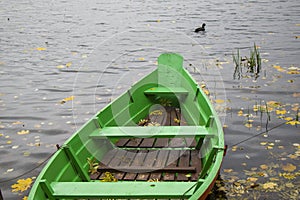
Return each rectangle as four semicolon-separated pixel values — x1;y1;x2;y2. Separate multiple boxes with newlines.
233;43;262;80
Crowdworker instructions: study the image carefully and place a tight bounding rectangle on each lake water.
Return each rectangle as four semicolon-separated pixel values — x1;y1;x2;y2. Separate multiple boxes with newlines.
0;0;299;199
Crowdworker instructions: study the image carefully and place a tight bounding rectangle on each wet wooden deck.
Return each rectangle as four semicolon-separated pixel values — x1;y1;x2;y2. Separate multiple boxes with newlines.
91;107;202;182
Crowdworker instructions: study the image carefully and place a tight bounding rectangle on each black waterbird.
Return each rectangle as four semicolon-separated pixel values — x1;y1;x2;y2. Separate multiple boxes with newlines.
195;23;206;32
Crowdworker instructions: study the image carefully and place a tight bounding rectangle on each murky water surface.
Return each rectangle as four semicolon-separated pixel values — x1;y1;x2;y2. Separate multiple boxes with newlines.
0;0;299;199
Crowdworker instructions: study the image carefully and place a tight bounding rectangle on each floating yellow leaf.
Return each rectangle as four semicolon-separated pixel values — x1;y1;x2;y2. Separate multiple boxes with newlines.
262;182;277;190
280;172;296;180
231;146;238;152
287;70;300;74
286;120;300;125
66;62;72;67
56;65;65;69
60;96;75;104
244;123;252;128
260;164;268;170
23;196;28;200
284;117;293;121
223;169;233;173
238;110;243;116
202;88;210;96
12;121;23;125
260;142;268;146
214;99;225;104
137;57;145;61
11;178;33;192
282;163;296;172
36;47;46;51
267;101;281;107
247;177;258;182
275;109;286;115
17;130;30;135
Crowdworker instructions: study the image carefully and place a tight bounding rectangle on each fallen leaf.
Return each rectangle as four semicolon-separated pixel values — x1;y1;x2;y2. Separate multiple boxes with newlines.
66;62;72;67
60;96;75;104
238;110;244;116
12;121;23;125
214;99;225;104
244;123;252;128
11;178;33;192
275;109;286;115
282;163;296;172
285;182;294;188
223;169;233;173
260;142;268;146
7;168;14;173
56;65;65;69
262;182;277;190
260;164;268;170
247;177;258;182
17;130;30;135
286;120;300;125
36;47;46;51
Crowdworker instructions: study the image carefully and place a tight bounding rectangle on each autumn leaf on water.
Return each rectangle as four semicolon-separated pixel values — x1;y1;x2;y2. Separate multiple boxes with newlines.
17;130;30;135
214;99;225;104
275;109;286;115
273;65;286;72
60;96;74;104
260;164;268;170
35;47;46;51
11;178;33;192
286;120;300;126
282;163;296;172
262;182;277;190
66;62;72;67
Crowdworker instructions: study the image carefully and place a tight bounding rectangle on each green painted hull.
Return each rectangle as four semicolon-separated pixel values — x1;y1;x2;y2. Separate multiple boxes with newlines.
28;53;225;200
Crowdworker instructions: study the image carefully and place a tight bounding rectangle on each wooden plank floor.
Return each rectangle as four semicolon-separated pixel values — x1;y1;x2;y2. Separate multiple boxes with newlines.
91;107;202;182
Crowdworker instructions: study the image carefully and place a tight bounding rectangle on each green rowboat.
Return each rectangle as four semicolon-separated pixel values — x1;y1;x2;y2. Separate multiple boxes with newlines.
28;53;225;200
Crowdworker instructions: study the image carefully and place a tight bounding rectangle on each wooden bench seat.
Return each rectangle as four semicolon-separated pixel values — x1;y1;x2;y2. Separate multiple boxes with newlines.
144;86;189;95
89;125;213;139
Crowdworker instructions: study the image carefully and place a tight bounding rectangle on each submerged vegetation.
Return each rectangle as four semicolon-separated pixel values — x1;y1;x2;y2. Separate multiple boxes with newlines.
233;43;262;80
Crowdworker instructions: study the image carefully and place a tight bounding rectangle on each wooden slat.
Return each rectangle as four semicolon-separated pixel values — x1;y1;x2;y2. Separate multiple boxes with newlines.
190;150;202;181
102;149;127;180
126;138;143;147
123;150;147;181
154;138;169;147
96;149;119;180
115;139;129;147
139;138;155;148
136;150;158;181
163;150;180;181
149;150;169;181
177;150;191;181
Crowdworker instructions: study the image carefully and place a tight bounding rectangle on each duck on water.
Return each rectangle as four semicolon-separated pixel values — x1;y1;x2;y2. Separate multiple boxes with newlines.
195;23;206;32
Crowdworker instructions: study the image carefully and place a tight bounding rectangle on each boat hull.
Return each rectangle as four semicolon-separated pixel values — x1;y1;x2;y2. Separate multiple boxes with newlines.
28;53;225;200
